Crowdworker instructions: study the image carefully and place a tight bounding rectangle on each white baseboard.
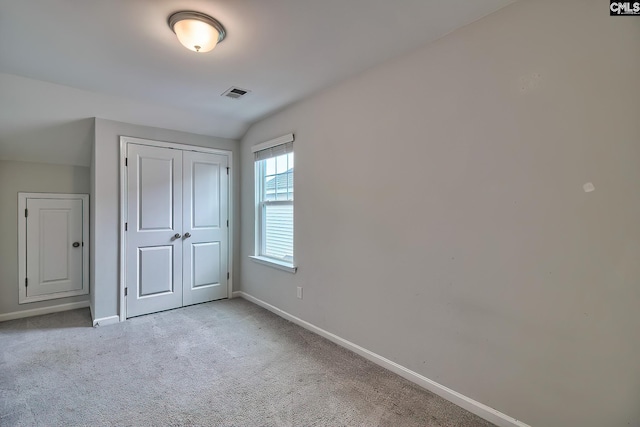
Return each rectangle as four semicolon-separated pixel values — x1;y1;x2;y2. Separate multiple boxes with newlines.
92;315;120;327
236;291;530;427
0;301;90;323
231;291;243;298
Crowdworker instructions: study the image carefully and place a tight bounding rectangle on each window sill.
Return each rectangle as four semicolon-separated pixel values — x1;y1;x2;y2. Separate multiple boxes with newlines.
249;256;297;273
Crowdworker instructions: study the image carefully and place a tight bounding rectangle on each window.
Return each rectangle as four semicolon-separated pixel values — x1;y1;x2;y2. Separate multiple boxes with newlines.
251;134;296;272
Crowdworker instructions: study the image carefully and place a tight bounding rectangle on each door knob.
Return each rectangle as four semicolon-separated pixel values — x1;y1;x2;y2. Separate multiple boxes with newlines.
184;232;191;238
174;233;181;239
72;242;80;248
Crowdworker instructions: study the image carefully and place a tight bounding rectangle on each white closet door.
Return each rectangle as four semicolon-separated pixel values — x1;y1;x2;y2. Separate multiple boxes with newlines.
182;151;228;306
126;144;183;318
25;198;84;297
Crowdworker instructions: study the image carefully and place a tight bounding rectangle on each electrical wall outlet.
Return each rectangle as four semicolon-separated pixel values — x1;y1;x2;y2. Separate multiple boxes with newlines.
297;286;303;299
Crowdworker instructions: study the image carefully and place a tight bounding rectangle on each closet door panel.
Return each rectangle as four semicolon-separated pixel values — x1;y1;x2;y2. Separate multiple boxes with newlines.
126;144;183;318
182;151;228;306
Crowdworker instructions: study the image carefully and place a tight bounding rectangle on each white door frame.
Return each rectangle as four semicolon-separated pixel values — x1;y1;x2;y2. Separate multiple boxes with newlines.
119;136;234;322
18;192;90;303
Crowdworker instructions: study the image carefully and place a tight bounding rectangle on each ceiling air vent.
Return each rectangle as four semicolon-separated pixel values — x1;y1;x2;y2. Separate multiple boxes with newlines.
221;87;250;100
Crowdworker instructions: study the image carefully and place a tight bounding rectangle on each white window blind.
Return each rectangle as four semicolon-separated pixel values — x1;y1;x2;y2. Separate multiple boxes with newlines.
254;141;293;161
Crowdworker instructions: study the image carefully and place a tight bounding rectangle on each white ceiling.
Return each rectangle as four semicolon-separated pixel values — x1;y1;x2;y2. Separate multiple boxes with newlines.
0;0;514;163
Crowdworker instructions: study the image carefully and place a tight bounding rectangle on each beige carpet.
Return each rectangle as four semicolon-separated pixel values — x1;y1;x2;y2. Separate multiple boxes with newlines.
0;298;495;426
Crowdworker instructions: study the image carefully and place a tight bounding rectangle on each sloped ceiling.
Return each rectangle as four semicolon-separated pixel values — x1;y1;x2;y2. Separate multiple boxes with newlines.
0;0;515;166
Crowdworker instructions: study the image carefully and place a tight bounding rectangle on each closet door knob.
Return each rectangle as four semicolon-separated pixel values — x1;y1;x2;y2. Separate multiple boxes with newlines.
174;233;181;239
184;232;191;238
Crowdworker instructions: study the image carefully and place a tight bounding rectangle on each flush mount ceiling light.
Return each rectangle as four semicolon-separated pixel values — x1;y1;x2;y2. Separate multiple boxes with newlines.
168;11;226;53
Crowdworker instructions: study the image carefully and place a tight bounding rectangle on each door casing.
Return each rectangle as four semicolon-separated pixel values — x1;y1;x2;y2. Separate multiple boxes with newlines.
119;136;233;322
18;192;90;304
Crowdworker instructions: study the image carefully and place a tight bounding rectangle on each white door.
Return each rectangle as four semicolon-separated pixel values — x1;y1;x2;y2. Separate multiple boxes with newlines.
18;193;89;304
25;199;84;297
126;144;183;318
182;151;228;306
125;143;229;318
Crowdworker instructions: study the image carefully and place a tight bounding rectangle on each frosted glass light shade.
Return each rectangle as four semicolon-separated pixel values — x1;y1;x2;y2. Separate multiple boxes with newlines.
168;11;226;53
173;19;219;52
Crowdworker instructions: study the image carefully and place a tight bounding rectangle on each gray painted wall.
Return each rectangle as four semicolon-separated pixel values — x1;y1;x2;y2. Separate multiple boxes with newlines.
239;2;640;427
0;160;90;316
92;118;240;321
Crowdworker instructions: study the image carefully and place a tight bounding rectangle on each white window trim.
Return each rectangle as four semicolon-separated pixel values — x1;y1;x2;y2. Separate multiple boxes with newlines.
249;256;297;273
252;133;296;273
